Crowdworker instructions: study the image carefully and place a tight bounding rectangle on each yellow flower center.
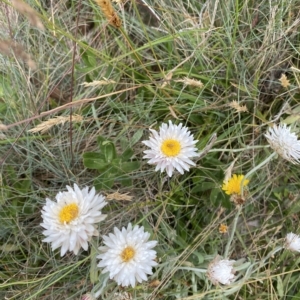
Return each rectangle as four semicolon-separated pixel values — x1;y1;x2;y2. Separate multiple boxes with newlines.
59;203;79;223
120;246;135;262
222;174;249;196
161;139;181;157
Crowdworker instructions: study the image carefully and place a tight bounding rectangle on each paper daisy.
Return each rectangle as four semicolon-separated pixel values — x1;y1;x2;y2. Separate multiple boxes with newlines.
222;174;249;196
97;223;158;287
207;256;236;285
285;232;300;252
265;124;300;164
142;120;199;177
41;184;107;256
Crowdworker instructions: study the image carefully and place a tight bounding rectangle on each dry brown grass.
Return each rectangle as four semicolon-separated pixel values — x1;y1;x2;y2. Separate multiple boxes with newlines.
0;1;19;35
0;39;36;69
11;0;44;30
93;0;122;28
28;115;83;134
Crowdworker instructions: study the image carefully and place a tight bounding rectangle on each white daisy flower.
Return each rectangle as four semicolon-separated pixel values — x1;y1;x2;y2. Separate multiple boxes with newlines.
142;120;199;177
41;184;107;256
285;232;300;252
265;124;300;164
207;256;236;285
97;223;158;287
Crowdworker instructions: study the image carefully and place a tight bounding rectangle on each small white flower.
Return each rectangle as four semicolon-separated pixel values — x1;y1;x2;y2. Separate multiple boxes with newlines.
265;124;300;164
285;232;300;252
207;256;236;285
142;120;199;177
41;184;107;256
81;294;96;300
97;223;158;287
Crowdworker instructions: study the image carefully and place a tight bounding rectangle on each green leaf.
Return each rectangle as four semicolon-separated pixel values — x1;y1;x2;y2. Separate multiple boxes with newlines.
116;175;132;187
121;148;134;161
96;136;117;161
291;104;300;114
83;152;109;170
291;290;300;300
94;175;114;190
0;102;7;114
210;188;221;206
110;158;122;168
283;115;300;125
193;251;204;264
96;136;106;150
14;178;31;193
191;182;216;193
276;275;284;298
80;46;97;68
130;128;144;146
103;142;117;162
6;165;17;181
89;244;99;284
221;195;231;209
119;161;140;173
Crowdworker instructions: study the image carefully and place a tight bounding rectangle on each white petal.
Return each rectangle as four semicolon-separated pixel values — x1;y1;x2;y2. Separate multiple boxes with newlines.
142;121;199;177
97;223;157;287
285;232;300;252
207;256;236;285
41;184;107;256
265;124;300;164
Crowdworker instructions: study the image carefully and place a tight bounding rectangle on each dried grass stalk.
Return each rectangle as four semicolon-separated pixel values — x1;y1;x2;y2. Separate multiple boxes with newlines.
174;77;204;88
28;115;83;133
228;100;248;113
168;106;179;119
94;0;122;28
0;39;36;69
81;78;116;86
0;122;8;139
0;2;19;35
106;192;132;201
279;73;290;88
11;0;44;30
0;123;8;131
160;72;173;88
113;292;133;300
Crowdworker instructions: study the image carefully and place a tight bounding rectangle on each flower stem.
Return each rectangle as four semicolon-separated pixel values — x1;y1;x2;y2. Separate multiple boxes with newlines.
253;245;283;272
225;152;277;258
224;205;242;258
93;275;109;299
241;151;276;196
209;145;269;153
